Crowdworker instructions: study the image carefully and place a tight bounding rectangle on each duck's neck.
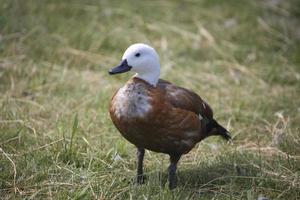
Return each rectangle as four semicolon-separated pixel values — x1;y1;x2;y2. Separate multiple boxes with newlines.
134;70;160;87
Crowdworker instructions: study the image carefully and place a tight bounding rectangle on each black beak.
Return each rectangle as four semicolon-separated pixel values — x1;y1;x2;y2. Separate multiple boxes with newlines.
109;59;132;75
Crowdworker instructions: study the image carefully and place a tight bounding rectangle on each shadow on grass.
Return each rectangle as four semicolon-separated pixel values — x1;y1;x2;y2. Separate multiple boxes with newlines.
169;151;299;199
144;152;260;189
129;154;263;199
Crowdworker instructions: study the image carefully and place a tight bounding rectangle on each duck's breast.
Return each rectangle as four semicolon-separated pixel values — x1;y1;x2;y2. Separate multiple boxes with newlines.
110;81;152;120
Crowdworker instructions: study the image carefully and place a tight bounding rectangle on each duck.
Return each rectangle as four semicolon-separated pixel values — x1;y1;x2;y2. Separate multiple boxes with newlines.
108;43;231;189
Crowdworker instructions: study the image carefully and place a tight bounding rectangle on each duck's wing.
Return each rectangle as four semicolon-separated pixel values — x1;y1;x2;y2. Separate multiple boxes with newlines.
157;79;213;120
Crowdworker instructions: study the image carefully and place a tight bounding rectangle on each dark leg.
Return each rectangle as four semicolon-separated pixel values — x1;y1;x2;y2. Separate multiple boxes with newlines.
136;147;145;184
168;154;181;190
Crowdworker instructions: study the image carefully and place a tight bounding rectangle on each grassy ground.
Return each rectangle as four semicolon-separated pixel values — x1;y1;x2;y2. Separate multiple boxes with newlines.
1;0;300;199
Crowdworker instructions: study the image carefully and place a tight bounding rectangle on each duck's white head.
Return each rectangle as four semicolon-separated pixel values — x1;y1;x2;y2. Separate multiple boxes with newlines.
109;43;160;86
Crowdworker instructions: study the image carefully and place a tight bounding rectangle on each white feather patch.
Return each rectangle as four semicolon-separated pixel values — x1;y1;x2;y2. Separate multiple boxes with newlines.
113;84;151;118
198;113;203;120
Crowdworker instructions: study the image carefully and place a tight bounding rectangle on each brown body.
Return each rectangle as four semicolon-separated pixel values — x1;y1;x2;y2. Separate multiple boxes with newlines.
108;43;230;189
109;77;213;155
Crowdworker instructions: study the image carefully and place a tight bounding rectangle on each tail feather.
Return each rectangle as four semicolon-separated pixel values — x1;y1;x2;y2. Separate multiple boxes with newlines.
206;119;231;141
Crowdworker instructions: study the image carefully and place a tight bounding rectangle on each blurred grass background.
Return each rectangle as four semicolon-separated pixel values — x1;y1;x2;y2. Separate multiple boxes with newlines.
0;0;300;199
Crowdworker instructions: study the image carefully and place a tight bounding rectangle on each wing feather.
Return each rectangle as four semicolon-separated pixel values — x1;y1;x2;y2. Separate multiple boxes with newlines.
157;79;213;119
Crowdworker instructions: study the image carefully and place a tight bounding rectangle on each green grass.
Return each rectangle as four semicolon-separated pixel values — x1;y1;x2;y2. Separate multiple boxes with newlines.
1;0;300;199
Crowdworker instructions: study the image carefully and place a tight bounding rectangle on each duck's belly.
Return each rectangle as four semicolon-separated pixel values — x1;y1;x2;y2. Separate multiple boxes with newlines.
113;119;198;154
110;109;199;154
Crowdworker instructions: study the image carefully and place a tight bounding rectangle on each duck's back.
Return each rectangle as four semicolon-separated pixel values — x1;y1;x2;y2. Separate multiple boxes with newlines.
109;77;212;154
157;79;213;120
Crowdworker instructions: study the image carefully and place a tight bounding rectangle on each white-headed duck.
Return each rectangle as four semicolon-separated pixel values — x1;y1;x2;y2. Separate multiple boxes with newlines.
108;43;231;189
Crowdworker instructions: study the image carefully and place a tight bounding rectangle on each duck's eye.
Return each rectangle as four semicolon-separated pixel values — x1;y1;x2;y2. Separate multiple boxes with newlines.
135;53;141;57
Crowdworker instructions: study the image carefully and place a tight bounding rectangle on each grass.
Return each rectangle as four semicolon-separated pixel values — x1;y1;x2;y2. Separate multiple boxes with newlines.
0;0;300;199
